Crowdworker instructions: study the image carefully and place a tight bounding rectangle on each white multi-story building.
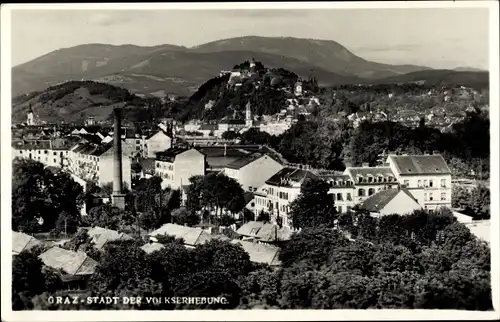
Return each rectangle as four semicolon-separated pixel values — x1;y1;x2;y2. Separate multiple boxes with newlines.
67;143;132;189
12;139;132;189
386;154;452;210
223;154;283;192
321;174;357;214
155;147;206;190
343;165;400;204
253;167;317;228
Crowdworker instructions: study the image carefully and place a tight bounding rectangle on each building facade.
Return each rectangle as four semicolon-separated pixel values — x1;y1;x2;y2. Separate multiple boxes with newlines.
155;148;206;190
386;154;453;210
223;154;284;192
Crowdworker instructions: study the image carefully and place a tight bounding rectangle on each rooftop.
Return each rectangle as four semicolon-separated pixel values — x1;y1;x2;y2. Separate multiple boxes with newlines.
231;240;281;266
12;231;41;255
360;188;417;213
86;226;134;250
265;167;318;187
39;246;98;276
148;223;213;246
389;154;451;175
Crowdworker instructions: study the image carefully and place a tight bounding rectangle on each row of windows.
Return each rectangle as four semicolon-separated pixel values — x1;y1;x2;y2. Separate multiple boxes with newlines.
332;192;352;202
403;179;447;188
424;192;447;202
357;176;395;184
156;162;174;171
248;186;258;192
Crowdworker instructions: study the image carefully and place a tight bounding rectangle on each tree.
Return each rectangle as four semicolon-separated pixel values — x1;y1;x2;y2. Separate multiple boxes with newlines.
12;251;46;309
289;177;338;229
12;158;84;233
83;203;135;230
186;173;245;218
193;240;253;278
256;210;270;223
171;207;199;227
61;228;94;252
279;227;350;268
89;240;152;300
221;130;239;140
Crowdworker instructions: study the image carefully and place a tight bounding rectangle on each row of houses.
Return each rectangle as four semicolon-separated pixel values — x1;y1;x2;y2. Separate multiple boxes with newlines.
148;142;453;229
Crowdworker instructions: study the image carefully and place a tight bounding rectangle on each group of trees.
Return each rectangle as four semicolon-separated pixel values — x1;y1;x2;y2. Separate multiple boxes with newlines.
452;184;491;220
12;158;84;235
186;172;246;225
13;202;492;310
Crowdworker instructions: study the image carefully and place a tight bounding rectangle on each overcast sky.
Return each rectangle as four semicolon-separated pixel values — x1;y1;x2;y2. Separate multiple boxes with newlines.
10;8;490;69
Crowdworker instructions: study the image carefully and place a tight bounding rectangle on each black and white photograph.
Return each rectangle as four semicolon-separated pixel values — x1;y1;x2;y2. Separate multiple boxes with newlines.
1;2;499;321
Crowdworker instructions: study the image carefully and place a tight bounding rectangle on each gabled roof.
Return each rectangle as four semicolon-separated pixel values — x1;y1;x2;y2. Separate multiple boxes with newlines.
345;167;395;179
86;226;134;250
236;221;266;237
255;224;293;243
39;247;98;276
146;130;170;140
148;223;213;246
12;231;41;255
231;240;281;266
141;242;165;254
155;147;191;162
243;192;255;205
265;167;317;187
360;188;419;213
389;154;451;175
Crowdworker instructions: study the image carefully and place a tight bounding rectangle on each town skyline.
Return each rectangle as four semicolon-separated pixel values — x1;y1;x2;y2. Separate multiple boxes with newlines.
11;7;489;70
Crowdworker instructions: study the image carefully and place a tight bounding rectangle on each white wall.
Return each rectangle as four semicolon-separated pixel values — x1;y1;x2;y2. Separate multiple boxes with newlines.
226;155;284;192
379;191;422;216
173;149;206;189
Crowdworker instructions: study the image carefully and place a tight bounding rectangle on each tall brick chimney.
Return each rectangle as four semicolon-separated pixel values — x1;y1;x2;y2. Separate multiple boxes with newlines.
112;108;126;210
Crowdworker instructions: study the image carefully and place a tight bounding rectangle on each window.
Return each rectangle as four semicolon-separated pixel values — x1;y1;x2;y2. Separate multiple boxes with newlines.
424;180;428;187
347;193;352;201
332;194;336;201
440;193;446;201
336;193;342;201
358;189;365;197
418;180;422;187
368;177;373;183
404;180;410;187
251;202;255;207
53;159;56;163
429;180;433;187
424;193;427;201
347;206;352;212
249;186;253;192
368;188;375;196
53;152;57;156
429;193;434;201
440;179;446;188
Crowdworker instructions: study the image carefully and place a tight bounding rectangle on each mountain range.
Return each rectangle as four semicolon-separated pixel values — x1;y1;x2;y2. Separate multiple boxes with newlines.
12;36;487;98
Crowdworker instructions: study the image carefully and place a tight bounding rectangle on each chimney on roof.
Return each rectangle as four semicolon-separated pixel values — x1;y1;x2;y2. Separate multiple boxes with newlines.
362;162;370;168
111;108;126;210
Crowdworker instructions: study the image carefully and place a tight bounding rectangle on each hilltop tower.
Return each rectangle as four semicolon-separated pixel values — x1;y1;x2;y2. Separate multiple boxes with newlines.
245;101;253;127
249;58;257;74
26;105;35;126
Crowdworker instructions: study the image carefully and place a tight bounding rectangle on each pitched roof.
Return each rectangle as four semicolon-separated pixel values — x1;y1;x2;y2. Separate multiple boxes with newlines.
72;142;111;156
346;167;395;179
265;167;318;187
141;242;165;254
148;223;213;246
389;154;451;175
155;147;191;162
236;221;266;237
39;247;98;276
255;224;293;242
243;192;255;205
360;188;418;213
86;226;134;250
231;240;281;266
12;231;41;255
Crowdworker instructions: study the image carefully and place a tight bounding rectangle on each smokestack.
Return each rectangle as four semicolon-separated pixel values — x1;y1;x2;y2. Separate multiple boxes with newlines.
112;108;126;210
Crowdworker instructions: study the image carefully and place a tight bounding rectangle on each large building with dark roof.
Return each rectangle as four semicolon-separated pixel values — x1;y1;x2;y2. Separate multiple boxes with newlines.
386;154;452;210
